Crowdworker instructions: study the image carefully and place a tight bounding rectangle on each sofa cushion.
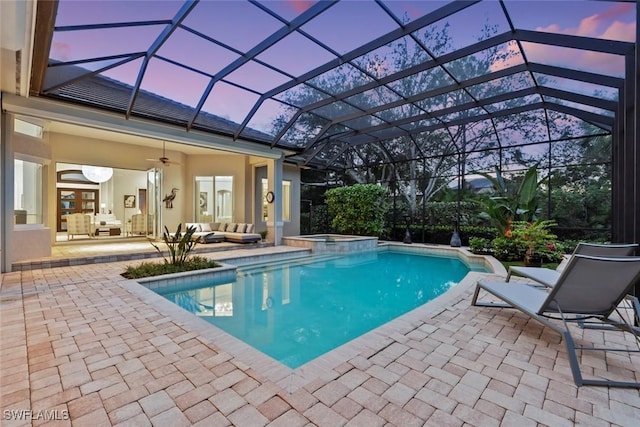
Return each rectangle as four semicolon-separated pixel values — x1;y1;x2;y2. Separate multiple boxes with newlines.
210;222;221;231
246;223;255;233
227;223;238;232
224;232;261;243
200;223;212;232
203;232;225;243
236;223;247;233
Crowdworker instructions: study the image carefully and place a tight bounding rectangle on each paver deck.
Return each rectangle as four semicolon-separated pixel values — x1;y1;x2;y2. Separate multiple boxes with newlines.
1;244;639;426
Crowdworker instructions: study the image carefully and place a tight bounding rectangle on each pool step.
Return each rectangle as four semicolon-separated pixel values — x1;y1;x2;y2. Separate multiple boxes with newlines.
236;253;339;275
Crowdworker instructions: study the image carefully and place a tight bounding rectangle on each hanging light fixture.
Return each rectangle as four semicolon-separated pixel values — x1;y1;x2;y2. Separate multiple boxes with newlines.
81;165;113;183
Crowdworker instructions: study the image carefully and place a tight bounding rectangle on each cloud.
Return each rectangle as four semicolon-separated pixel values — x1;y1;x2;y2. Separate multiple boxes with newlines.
286;0;314;15
538;9;634;42
532;5;634;75
51;41;71;61
600;20;635;43
595;2;634;22
491;3;634;76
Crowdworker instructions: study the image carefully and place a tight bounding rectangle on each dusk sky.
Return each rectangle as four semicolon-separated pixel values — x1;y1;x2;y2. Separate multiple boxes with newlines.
49;1;636;133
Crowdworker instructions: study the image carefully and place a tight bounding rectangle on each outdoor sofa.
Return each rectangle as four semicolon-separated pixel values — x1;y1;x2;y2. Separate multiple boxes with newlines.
185;222;261;244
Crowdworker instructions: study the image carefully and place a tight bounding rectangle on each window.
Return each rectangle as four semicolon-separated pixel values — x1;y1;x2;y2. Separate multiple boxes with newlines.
262;179;291;222
195;176;233;223
14;159;43;225
282;181;291;221
193;284;233;317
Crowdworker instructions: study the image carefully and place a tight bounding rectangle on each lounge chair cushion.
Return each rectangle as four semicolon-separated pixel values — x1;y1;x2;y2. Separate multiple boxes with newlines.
508;242;639;288
473;254;640;388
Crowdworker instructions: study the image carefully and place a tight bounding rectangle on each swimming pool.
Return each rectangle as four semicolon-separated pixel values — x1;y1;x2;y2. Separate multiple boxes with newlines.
154;248;488;368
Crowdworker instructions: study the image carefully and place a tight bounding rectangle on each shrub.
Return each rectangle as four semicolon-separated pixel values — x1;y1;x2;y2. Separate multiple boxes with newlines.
122;223;221;279
325;184;390;236
511;220;562;262
423;201;485;226
492;236;528;261
122;256;220;279
469;237;492;254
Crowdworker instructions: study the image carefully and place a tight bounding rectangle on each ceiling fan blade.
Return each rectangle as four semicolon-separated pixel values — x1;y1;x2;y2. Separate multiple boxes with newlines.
145;141;180;166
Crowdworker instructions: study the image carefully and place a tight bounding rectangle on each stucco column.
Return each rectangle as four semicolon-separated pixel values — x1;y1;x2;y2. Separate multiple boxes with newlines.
0;111;6;273
266;155;283;245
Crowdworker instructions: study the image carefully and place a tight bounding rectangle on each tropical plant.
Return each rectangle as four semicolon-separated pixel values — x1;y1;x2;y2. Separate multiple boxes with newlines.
478;166;542;236
325;184;390;236
123;224;221;279
150;223;199;266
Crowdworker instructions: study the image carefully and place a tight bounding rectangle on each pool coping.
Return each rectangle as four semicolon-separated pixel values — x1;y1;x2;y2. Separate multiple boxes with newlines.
123;244;506;393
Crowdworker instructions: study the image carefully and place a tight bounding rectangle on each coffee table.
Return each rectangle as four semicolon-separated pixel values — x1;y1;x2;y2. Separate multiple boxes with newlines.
95;226;121;236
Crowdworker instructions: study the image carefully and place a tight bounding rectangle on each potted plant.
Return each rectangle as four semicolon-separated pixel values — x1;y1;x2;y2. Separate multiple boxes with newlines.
512;220;558;267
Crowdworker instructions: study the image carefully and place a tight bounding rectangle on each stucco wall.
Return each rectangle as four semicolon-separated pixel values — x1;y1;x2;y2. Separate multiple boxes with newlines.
184;153;249;224
8;115;53;264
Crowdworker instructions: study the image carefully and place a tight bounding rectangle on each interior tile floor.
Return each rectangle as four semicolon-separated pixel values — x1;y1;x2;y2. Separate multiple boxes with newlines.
1;243;639;426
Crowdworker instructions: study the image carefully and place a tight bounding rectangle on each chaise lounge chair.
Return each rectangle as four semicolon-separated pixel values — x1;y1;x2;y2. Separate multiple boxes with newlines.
507;242;638;288
472;254;640;388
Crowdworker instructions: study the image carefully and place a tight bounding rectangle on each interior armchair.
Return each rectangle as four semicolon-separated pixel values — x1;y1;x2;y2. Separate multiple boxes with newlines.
66;213;94;240
131;213;153;235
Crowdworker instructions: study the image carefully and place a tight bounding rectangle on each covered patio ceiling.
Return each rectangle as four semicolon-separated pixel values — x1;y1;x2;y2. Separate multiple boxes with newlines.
30;0;637;172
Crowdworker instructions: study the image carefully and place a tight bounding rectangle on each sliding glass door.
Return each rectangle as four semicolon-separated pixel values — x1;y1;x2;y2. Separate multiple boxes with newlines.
147;168;162;238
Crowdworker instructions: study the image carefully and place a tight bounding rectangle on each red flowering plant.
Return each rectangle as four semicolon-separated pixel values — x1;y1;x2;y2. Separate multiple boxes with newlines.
504;219;513;238
511;220;561;262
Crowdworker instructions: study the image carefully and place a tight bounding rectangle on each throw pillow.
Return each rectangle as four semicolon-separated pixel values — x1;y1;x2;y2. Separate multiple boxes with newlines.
185;223;201;232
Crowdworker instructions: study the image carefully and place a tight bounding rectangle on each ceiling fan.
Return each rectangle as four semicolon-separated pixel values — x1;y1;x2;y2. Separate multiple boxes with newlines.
146;141;180;166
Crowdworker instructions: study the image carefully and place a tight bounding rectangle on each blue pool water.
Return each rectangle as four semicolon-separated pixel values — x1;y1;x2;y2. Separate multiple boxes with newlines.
156;250;486;368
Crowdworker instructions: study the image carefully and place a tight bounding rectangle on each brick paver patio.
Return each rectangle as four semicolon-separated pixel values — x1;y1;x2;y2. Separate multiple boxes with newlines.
1;246;639;426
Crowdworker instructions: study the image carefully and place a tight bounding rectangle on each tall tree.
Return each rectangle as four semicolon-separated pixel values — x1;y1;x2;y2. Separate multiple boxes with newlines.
272;19;544;214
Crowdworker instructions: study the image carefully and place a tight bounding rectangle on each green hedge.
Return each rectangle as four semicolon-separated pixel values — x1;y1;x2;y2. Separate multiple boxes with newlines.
325;184;390;236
